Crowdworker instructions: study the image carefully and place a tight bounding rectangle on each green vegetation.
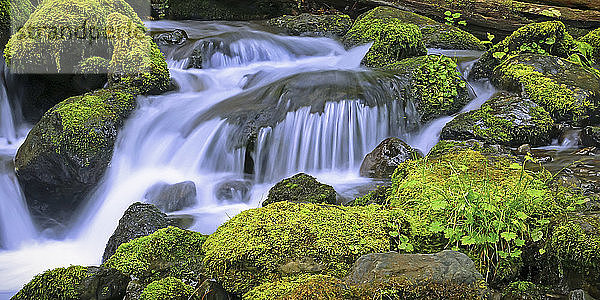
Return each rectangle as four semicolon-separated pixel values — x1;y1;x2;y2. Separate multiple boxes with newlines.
12;266;88;300
202;201;391;295
0;0;34;46
244;274;345;300
75;56;110;74
580;28;600;65
139;277;196;300
103;226;206;284
387;150;580;282
262;173;337;206
387;55;469;121
501;281;549;299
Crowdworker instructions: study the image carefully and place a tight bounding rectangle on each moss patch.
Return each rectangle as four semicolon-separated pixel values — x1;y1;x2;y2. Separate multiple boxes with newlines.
12;266;88;300
580;28;600;65
103;226;206;284
243;274;345;300
262;173;337;206
202;202;392;295
139;277;196;300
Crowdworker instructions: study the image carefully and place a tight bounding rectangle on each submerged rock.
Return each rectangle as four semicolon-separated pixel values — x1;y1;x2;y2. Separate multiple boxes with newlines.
345;250;485;289
102;202;172;263
144;181;197;212
491;54;600;125
215;179;252;202
262;173;337;206
441;93;554;146
359;137;422;179
267;13;352;38
153;29;188;46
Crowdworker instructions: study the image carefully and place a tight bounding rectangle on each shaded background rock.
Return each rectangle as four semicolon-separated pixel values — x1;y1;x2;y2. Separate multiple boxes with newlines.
359;137;422;178
267;13;352;38
144;181;197;213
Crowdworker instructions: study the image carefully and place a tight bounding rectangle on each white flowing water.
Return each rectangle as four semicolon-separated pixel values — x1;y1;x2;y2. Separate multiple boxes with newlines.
0;22;497;296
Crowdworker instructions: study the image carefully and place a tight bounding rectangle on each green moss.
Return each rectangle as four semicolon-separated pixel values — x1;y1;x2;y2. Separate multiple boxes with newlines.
351;185;390;206
357;6;484;50
502;281;548;300
103;226;206;284
428;140;484;158
580;28;600;65
349;277;486;300
267;13;352;38
387;55;469;121
494;61;594;124
4;0;141;72
387;150;577;282
75;56;109;73
167;0;295;21
549;214;600;280
12;266;88;300
0;0;34;46
139;277;196;300
472;21;579;79
263;173;337;206
343;16;426;68
243;274;345;300
202;202;392;295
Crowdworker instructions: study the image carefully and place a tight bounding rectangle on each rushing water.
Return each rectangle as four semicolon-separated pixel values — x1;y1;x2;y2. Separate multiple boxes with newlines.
0;21;498;296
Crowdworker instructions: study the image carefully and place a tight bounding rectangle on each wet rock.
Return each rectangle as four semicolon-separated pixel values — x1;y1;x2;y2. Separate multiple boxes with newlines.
345;250;486;290
123;279;144;300
102;202;171;263
441;93;554;147
582;126;600;147
196;279;233;300
517;144;532;155
144;181;197;212
359;137;422;179
79;267;130;300
215;180;252;202
167;0;296;21
262;173;337;206
267;13;352;38
570;289;596;300
166;214;195;229
153;29;188;46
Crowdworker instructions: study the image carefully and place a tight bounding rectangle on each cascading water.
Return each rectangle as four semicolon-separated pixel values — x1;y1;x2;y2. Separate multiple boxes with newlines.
0;21;498;296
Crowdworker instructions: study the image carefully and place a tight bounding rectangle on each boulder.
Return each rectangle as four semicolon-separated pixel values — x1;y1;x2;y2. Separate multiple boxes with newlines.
428;139;512;157
441;93;554;146
102;202;172;263
581;126;600;147
196;279;233;300
202;201;392;294
215;180;252;202
343;12;426;68
266;13;352;38
491;54;600;125
153;29;188;46
354;6;485;50
79;267;131;300
167;0;296;21
144;181;197;212
139;277;195;300
359;137;422;178
262;173;337;206
345;250;485;290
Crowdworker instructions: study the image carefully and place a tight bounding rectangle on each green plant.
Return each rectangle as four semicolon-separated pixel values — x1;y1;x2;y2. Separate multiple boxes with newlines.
444;10;466;27
482;32;495;48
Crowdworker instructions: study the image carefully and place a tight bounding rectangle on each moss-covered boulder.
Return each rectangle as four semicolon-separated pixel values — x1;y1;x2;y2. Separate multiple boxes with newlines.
167;0;296;21
266;13;352;38
355;6;484;51
501;281;549;300
491;54;600;125
581;126;600;147
428;139;511;158
549;214;600;295
13;266;130;300
262;173;337;207
359;137;422;179
103;226;206;285
580;28;600;65
470;21;580;80
139;277;196;300
387;150;578;283
343;12;426;68
243;274;346;300
387;55;471;121
0;0;33;48
202;201;392;295
441;93;554;146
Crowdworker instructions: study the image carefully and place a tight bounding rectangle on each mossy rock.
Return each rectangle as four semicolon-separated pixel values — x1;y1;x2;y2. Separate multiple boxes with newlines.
262;173;337;206
387;150;578;283
470;21;579;80
4;0;141;73
266;13;352;38
549;214;600;293
350;185;390;206
75;56;110;74
0;0;34;47
501;281;549;300
103;226;206;285
12;266;130;300
491;54;600;125
14;88;137;225
581;126;600;147
167;0;296;21
359;137;422;179
202;201;392;295
355;6;484;51
343;14;426;68
387;55;471;122
139;277;196;300
243;274;346;300
441;92;554;147
580;28;600;65
427;139;510;158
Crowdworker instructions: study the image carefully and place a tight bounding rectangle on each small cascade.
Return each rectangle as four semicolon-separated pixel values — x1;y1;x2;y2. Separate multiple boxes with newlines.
0;159;36;249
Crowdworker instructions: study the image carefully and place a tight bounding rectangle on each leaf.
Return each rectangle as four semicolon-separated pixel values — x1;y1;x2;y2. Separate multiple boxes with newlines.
498;250;508;258
531;230;543;242
514;238;525;247
389;231;399;237
460;235;476;245
452;12;462;18
537;219;550;226
545;37;556;45
516;211;529;220
501;231;517;241
539;248;546;255
509;163;521;170
527;189;545;198
430;200;448;210
445;10;452;16
457;20;467;26
492;52;506;60
510;249;522;258
486;32;495;42
429;222;445;233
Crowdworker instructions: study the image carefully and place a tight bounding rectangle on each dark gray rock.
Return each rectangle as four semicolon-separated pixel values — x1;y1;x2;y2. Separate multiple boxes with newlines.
215;180;252;202
102;202;171;263
359;137;422;179
79;267;130;300
123;279;144;300
144;181;197;213
267;13;352;38
196;279;233;300
582;126;600;147
153;29;188;46
345;250;485;289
